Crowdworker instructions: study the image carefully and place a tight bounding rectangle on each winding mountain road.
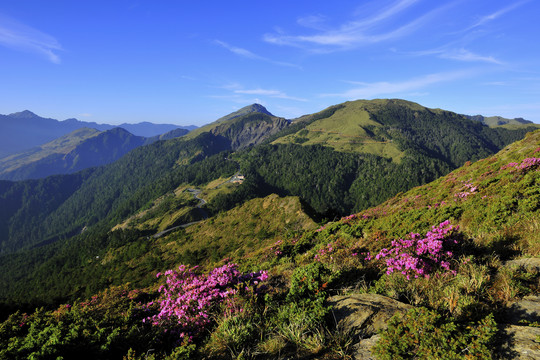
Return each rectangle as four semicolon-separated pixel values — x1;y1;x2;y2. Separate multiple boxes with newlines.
152;169;242;239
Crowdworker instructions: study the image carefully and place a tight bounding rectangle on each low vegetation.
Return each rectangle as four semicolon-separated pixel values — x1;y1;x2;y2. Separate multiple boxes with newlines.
1;126;538;358
0;101;539;359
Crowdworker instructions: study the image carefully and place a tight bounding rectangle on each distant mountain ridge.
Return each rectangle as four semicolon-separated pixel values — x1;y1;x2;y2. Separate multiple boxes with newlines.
463;114;534;127
0;126;190;181
0;99;537;256
0;110;197;158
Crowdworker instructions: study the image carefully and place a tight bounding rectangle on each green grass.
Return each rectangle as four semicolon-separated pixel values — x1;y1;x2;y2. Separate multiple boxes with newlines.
273;100;410;161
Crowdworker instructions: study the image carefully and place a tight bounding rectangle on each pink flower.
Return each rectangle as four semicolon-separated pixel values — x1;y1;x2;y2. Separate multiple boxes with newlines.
370;221;458;280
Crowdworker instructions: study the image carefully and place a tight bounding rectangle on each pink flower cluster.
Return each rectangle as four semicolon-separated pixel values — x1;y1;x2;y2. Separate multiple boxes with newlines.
270;240;283;256
501;157;540;172
146;263;268;341
427;201;446;209
341;214;357;223
373;221;458;280
454;181;478;199
314;242;335;262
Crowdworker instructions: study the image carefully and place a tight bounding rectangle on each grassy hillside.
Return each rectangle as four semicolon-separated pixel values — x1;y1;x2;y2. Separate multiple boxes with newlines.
236;99;536;216
1;127;538;359
273;99;539;164
1;99;535;255
274;99;404;160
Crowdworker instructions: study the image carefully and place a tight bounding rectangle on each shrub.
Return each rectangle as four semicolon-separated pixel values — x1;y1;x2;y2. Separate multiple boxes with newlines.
146;263;267;343
373;307;497;360
373;220;459;280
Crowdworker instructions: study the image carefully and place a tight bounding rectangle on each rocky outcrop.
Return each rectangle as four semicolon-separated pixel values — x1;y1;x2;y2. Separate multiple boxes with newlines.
504;295;540;326
211;114;289;150
327;294;413;360
498;325;540;359
505;258;540;272
328;293;540;360
498;295;540;359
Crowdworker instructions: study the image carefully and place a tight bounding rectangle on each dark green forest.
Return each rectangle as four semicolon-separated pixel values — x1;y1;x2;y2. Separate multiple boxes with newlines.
0;101;539;359
0;100;537;308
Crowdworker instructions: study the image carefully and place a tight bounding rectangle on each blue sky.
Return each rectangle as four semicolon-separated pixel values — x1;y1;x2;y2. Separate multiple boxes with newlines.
0;0;539;125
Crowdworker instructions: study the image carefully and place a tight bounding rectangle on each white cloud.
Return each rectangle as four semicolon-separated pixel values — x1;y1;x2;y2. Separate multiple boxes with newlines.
214;40;301;69
439;49;502;65
0;14;62;63
214;40;260;60
410;47;503;65
468;1;529;30
323;70;473;99
234;88;307;102
263;0;447;51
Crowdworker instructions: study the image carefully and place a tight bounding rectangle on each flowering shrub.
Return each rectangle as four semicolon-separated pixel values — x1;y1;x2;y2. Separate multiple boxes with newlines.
455;181;478;199
340;214;357;223
373;221;458;280
500;157;540;172
146;263;268;342
314;242;335;262
269;240;283;257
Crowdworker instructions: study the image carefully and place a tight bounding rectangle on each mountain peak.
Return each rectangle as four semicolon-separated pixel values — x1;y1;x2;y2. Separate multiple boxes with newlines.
9;110;41;119
246;103;273;116
215;104;274;124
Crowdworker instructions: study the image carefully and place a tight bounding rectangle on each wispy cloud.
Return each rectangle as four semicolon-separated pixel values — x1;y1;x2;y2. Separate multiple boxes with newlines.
263;0;447;51
0;14;62;63
212;83;307;102
439;49;502;64
323;70;474;99
467;1;529;30
234;88;307;102
214;40;301;69
409;47;503;65
296;15;329;31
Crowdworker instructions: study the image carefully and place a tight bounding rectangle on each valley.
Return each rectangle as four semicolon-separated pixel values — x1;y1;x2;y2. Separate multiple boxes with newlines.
0;99;538;359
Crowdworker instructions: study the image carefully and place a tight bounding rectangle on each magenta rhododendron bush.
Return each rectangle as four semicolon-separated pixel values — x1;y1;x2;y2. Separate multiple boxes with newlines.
145;263;268;341
374;220;458;279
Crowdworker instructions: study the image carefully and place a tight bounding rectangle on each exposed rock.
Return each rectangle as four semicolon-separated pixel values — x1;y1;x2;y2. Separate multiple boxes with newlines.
354;334;380;360
211;115;289;150
327;293;413;359
505;258;540;272
504;295;540;326
498;325;540;359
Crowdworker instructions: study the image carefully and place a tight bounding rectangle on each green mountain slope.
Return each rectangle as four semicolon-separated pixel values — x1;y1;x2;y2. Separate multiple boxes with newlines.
272;99;538;162
0;99;536;256
0;128;101;174
0;127;191;181
0;128;538;360
235;99;537;215
464;113;537;127
0;105;282;254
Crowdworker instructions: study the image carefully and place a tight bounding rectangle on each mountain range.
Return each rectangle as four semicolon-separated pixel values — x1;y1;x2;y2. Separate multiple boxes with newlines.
0;99;539;359
0;99;538;254
0;110;197;158
0;127;190;181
